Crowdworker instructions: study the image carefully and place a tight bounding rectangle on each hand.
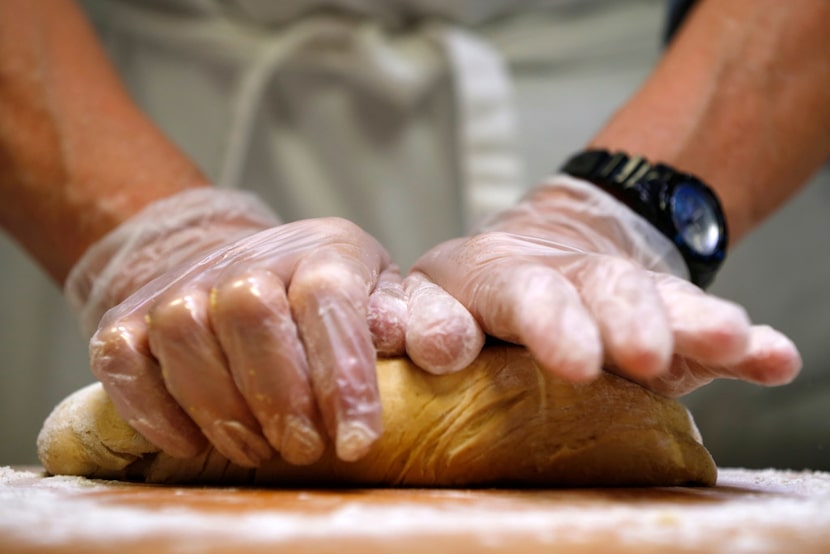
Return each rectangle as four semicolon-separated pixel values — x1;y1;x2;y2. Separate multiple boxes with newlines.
404;175;801;396
66;189;406;467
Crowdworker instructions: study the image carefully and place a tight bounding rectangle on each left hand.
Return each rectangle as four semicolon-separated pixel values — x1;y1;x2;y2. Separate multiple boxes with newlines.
403;175;801;397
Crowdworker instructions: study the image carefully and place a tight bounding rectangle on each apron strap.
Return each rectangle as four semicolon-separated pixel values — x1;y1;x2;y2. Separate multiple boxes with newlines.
439;27;524;231
97;2;525;225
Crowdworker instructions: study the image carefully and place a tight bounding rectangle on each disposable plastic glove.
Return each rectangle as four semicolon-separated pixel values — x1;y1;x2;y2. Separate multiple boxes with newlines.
405;175;801;397
65;188;407;467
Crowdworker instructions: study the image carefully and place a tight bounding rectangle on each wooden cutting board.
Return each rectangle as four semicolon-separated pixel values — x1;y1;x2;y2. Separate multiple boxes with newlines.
2;466;829;553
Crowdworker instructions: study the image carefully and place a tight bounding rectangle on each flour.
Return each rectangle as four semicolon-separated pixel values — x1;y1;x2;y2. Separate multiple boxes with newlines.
2;466;830;553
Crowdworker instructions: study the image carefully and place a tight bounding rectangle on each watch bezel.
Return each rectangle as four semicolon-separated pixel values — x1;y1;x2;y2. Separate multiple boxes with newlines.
656;175;728;283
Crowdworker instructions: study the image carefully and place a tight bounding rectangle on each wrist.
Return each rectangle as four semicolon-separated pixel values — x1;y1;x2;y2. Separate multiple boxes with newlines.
590;0;830;244
482;174;689;280
560;149;727;288
0;1;215;283
65;188;281;337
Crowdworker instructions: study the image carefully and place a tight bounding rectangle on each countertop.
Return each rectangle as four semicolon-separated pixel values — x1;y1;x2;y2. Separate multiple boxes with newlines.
2;466;830;553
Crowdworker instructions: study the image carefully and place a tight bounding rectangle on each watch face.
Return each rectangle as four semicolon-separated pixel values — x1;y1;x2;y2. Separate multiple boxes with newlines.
670;182;721;257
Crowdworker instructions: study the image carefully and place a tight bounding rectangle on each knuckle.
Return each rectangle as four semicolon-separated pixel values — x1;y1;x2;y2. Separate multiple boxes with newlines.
89;319;144;370
592;254;635;275
292;216;367;245
465;230;514;251
449;231;536;268
317;216;365;237
146;290;207;337
213;274;285;326
289;263;367;304
574;254;639;288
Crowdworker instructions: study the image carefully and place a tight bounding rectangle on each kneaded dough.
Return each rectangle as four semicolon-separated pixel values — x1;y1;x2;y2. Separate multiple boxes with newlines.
37;345;716;487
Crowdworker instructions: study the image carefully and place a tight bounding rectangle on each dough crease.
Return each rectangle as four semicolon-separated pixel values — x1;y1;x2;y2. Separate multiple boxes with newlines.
37;346;716;487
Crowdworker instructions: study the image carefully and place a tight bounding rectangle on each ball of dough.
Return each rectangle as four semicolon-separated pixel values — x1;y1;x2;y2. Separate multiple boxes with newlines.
38;346;716;487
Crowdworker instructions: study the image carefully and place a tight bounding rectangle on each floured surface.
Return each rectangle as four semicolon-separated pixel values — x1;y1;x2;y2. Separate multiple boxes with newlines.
2;466;830;554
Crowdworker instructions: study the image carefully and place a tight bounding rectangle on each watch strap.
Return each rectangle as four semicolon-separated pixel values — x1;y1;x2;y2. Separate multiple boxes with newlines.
561;149;727;288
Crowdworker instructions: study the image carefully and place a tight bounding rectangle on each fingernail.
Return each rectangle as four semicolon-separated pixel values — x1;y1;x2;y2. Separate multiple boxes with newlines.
212;420;272;467
336;420;378;462
280;416;325;466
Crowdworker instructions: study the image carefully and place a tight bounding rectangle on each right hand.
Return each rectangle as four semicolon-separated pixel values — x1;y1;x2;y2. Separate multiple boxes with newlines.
402;175;801;397
69;190;407;467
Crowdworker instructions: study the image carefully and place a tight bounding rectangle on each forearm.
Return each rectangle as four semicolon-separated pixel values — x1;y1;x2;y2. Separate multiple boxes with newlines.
0;0;208;284
590;0;830;244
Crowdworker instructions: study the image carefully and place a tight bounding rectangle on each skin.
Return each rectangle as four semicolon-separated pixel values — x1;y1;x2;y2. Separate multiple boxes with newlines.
0;0;208;283
0;0;826;462
590;0;830;244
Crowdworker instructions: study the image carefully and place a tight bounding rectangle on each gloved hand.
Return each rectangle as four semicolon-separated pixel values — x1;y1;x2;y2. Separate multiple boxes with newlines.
65;188;407;467
405;175;802;396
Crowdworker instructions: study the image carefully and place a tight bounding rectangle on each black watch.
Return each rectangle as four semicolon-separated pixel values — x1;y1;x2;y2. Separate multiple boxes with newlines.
560;149;727;289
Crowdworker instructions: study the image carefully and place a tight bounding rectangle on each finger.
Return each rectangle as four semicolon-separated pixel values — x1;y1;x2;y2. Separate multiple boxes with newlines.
567;256;673;380
642;325;802;397
146;286;273;467
412;234;602;381
432;260;603;382
634;356;720;397
654;274;752;366
211;268;326;466
494;264;603;382
288;246;383;462
403;271;485;375
713;324;802;385
368;265;407;357
90;314;206;458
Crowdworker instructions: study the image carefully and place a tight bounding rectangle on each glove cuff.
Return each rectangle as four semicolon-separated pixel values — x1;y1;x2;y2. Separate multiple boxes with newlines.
479;174;690;280
65;187;281;337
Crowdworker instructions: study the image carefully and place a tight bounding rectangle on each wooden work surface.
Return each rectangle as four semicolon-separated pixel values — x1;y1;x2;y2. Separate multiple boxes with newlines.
2;466;829;553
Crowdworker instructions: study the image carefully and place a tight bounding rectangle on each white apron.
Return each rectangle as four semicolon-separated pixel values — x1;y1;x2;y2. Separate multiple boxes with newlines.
85;0;542;268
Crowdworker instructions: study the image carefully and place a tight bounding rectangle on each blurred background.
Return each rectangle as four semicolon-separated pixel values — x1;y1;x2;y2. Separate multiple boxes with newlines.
1;0;828;469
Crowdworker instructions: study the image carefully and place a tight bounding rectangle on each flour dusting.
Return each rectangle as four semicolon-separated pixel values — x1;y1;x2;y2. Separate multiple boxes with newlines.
2;466;830;552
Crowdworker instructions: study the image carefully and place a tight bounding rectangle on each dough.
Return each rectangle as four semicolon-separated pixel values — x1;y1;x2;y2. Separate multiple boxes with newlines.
37;345;716;487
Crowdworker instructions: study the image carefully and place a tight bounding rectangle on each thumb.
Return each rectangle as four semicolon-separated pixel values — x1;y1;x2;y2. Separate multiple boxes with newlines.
402;272;485;375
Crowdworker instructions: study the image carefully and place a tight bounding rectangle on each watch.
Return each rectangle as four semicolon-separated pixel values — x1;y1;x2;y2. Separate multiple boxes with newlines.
560;149;727;289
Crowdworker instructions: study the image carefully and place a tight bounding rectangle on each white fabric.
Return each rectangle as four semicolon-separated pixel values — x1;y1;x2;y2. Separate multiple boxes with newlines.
90;0;526;269
116;0;566;26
